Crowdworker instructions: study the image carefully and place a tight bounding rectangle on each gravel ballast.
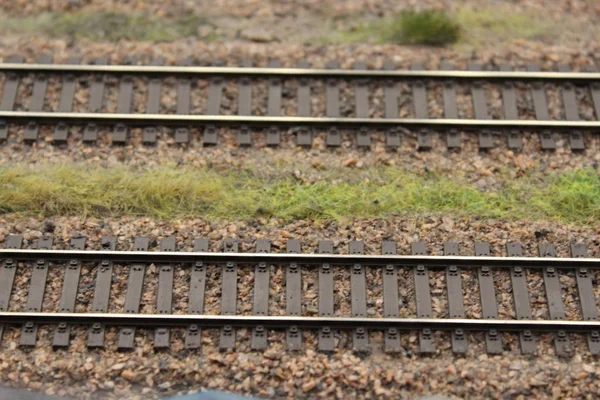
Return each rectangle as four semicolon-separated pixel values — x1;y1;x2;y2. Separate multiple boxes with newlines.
1;2;600;399
0;216;599;399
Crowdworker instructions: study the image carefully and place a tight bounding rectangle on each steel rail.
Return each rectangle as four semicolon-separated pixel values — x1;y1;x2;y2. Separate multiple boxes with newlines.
1;63;600;81
1;249;598;269
0;312;597;332
1;111;600;130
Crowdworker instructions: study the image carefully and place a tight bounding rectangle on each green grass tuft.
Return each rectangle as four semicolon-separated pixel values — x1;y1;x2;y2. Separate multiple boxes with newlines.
325;6;555;48
328;9;461;46
383;10;461;46
1;164;599;225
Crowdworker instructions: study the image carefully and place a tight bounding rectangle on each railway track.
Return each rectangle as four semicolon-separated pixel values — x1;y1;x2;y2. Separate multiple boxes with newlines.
1;57;600;150
1;235;599;356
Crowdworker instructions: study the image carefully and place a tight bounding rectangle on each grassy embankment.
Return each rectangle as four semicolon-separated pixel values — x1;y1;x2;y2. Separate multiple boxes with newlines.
0;164;598;224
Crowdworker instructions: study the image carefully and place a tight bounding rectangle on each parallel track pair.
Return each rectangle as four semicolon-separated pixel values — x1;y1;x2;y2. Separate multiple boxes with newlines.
1;58;600;149
1;235;599;355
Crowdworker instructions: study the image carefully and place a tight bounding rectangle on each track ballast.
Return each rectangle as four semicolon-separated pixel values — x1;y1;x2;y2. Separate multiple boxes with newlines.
1;235;598;356
1;57;599;150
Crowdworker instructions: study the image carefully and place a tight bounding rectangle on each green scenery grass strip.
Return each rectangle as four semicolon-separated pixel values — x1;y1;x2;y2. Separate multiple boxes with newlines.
0;8;554;47
0;12;209;42
0;164;599;224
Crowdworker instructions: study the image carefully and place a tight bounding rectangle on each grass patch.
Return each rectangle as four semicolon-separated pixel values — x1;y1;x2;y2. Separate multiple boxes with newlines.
381;10;460;46
0;11;208;42
1;164;599;225
329;6;553;47
455;7;554;46
329;10;460;46
526;172;600;222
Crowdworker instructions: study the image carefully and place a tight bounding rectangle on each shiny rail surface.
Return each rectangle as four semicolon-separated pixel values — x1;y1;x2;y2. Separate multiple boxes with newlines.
0;312;598;330
1;63;600;80
1;111;600;129
2;248;600;268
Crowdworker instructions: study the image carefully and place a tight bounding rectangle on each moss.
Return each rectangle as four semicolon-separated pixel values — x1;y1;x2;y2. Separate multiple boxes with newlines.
0;12;208;42
0;164;599;225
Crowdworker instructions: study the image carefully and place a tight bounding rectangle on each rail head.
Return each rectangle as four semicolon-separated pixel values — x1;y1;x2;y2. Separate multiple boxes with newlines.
1;111;600;130
1;249;599;269
1;63;600;81
0;312;598;332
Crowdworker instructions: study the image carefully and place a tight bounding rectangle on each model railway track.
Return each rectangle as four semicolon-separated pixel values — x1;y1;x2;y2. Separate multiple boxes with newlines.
1;235;599;356
1;57;600;150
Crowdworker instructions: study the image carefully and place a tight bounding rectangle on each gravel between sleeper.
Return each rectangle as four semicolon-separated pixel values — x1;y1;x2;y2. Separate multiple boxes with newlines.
0;215;599;399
